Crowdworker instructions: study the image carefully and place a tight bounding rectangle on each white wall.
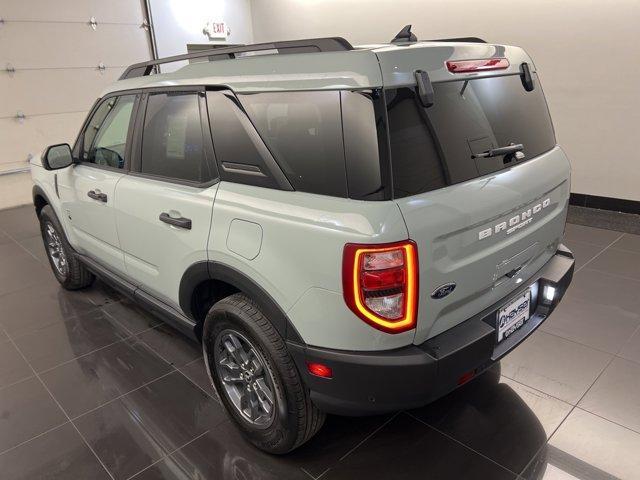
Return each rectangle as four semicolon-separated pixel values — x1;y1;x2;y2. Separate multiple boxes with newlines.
250;0;640;202
149;0;254;62
0;0;152;209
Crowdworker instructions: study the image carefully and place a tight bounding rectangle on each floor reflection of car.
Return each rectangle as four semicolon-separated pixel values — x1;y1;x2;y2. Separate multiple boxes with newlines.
58;351;548;479
408;364;548;480
60;307;552;480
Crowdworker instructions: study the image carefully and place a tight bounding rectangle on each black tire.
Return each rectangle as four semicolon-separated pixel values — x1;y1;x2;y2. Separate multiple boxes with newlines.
202;293;325;454
39;205;94;290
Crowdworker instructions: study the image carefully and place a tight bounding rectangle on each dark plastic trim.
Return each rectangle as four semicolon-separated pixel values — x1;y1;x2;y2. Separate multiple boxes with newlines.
159;212;192;229
414;70;434;107
428;37;487;43
391;25;418;44
32;184;50;211
290;247;574;415
178;261;304;343
520;62;535;92
41;143;73;171
76;253;198;340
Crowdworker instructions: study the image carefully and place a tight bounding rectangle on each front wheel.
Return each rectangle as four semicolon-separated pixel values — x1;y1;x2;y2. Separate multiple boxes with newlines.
202;293;325;454
39;205;94;290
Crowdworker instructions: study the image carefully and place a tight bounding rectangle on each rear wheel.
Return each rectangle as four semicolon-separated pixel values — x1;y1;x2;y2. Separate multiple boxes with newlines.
202;293;325;454
39;205;94;290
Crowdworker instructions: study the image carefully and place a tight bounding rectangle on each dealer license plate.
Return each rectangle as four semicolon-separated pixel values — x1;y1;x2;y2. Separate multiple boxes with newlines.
497;289;531;343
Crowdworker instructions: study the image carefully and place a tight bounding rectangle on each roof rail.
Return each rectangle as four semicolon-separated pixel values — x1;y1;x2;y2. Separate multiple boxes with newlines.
428;37;487;44
119;37;354;80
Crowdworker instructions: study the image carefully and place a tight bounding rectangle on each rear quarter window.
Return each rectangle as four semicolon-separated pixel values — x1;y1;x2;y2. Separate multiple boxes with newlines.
238;91;348;197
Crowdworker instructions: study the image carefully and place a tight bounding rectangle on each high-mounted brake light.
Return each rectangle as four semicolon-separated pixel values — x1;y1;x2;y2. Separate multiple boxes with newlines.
342;240;418;334
446;57;510;73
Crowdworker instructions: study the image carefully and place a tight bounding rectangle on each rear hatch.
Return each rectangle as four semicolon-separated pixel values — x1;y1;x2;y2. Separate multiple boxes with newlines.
375;43;571;344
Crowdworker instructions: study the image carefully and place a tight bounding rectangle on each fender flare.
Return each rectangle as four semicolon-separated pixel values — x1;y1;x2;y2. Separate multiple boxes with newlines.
179;261;304;343
32;184;49;212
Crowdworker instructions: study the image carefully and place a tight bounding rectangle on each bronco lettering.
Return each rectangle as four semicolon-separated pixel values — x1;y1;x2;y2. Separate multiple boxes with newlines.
478;198;551;240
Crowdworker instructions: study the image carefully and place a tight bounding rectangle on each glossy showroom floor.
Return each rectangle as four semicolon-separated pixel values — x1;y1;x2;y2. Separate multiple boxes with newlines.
1;205;640;480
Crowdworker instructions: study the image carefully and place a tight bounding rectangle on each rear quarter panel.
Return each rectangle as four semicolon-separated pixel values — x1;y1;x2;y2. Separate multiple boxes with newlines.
209;182;413;351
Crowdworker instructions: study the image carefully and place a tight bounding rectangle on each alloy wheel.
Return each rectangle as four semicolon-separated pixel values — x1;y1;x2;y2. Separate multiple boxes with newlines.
213;329;276;427
45;223;68;277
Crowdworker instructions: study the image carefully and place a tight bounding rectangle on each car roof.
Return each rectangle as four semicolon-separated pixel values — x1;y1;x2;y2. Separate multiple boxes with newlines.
101;40;533;97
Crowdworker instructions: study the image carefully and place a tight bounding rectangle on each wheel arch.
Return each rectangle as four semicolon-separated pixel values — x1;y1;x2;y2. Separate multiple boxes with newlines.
32;184;50;216
180;261;304;343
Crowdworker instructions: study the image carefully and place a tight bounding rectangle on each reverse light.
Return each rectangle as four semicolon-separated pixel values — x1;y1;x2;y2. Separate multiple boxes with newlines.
543;285;556;303
446;57;510;73
342;240;418;334
307;362;333;379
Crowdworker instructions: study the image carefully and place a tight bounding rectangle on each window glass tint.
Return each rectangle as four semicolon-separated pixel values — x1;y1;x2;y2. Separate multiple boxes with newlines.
83;95;135;169
239;91;347;197
141;93;211;183
386;74;556;198
207;91;283;190
341;91;388;200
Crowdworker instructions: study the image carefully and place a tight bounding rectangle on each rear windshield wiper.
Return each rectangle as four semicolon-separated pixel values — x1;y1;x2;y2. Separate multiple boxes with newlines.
472;143;524;159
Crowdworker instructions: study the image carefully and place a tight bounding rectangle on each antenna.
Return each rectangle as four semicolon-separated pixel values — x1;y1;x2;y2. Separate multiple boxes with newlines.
391;25;417;44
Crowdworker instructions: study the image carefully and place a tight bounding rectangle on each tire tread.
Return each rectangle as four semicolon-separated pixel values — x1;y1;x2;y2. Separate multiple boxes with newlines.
206;292;325;452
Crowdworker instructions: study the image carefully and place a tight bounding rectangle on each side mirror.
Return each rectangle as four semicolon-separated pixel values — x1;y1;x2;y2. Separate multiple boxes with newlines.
42;143;73;170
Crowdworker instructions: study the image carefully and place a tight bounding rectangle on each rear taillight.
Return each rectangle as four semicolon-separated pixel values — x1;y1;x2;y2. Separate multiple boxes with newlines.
342;240;418;334
446;57;510;73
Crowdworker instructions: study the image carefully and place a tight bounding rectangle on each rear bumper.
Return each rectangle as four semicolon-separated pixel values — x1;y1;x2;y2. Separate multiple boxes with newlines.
289;245;574;415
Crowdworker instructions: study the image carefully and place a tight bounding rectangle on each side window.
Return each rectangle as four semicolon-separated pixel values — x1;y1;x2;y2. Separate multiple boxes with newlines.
341;90;389;200
140;92;213;183
206;91;288;190
82;95;136;169
238;91;348;197
385;88;447;198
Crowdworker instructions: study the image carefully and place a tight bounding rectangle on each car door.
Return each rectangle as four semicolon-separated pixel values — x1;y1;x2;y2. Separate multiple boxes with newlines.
115;88;218;308
61;93;138;273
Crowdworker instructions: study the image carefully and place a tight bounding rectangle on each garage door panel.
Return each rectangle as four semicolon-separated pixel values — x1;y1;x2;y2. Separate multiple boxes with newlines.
2;0;145;24
1;23;151;68
90;0;146;24
0;68;122;118
0;112;87;169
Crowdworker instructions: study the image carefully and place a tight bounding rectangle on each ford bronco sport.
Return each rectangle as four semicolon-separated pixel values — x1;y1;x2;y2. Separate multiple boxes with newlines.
31;26;574;454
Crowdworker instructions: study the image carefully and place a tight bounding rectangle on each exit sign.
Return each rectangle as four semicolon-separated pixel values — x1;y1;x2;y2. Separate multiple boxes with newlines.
204;20;228;40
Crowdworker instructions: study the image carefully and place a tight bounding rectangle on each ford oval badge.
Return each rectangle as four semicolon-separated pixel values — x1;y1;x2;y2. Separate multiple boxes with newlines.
431;283;456;299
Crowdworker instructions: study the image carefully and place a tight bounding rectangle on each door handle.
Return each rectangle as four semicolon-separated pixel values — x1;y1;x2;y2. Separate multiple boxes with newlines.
87;190;108;202
159;212;192;230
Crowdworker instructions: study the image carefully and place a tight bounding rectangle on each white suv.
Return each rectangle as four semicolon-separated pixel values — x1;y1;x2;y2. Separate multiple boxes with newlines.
31;28;574;453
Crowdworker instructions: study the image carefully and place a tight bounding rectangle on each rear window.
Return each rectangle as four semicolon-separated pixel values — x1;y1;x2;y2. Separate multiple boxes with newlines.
386;73;556;198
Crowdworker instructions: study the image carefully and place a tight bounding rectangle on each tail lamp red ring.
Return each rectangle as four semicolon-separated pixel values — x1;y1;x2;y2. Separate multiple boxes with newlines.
342;240;418;334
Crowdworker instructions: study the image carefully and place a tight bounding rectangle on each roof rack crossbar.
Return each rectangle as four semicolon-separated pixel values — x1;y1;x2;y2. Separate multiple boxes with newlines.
119;37;353;80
